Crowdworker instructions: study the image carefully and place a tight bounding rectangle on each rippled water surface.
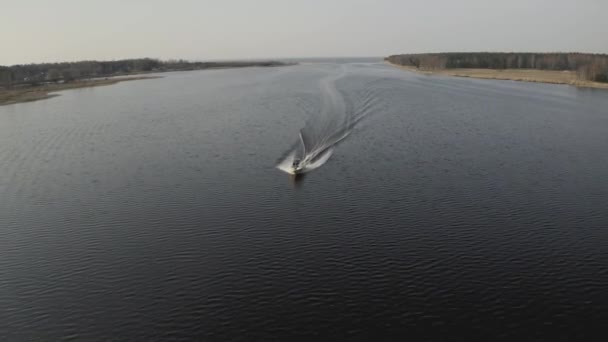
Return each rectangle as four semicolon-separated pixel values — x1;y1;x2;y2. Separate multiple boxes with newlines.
2;61;608;340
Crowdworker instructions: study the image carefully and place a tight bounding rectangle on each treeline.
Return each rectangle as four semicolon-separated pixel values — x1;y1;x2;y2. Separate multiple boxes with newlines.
386;53;608;82
0;58;287;89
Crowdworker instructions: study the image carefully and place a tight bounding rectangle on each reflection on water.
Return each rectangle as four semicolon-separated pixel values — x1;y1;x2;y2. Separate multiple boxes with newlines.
290;173;306;187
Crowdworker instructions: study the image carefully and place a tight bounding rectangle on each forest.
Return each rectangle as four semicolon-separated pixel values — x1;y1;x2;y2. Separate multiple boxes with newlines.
386;53;608;83
0;58;286;89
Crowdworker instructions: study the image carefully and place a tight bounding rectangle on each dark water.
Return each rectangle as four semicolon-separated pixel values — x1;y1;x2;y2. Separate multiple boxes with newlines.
2;61;608;341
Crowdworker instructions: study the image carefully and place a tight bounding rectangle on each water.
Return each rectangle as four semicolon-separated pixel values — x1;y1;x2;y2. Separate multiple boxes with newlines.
1;60;608;340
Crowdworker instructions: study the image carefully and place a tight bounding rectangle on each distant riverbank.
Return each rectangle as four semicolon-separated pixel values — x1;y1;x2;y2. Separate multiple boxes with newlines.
0;76;160;106
386;52;608;90
388;62;608;89
1;60;292;105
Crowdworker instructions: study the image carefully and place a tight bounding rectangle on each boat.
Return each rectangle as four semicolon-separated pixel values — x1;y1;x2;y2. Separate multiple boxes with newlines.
289;130;334;175
279;128;336;176
292;158;305;174
291;132;308;174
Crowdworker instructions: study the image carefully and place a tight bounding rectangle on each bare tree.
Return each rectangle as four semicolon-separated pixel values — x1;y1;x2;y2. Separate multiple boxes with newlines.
46;69;62;83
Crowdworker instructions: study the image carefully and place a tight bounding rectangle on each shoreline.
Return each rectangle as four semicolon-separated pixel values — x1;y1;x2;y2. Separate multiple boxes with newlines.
386;62;608;90
0;76;161;106
1;61;295;106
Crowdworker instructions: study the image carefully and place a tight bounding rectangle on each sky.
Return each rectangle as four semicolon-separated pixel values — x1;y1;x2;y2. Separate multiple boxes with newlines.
2;0;607;65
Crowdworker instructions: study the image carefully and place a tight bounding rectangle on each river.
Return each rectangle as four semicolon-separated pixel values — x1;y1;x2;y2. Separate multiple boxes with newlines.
1;60;607;340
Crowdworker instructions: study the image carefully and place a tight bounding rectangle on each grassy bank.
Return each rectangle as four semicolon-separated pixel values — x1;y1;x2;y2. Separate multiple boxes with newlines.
1;59;294;106
388;63;608;89
0;76;159;106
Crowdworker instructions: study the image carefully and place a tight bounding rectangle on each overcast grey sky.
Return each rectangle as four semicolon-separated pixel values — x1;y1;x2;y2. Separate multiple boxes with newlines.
2;0;607;65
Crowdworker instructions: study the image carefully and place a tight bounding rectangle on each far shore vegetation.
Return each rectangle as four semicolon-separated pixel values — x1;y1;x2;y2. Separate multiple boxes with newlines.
0;76;160;106
386;53;608;89
0;58;291;105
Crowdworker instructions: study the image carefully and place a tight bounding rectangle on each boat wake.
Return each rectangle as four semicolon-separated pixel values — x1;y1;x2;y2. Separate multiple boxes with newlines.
277;66;369;175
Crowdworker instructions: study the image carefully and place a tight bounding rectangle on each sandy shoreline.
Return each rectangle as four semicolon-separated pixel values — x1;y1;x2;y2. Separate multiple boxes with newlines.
0;76;160;106
387;62;608;90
